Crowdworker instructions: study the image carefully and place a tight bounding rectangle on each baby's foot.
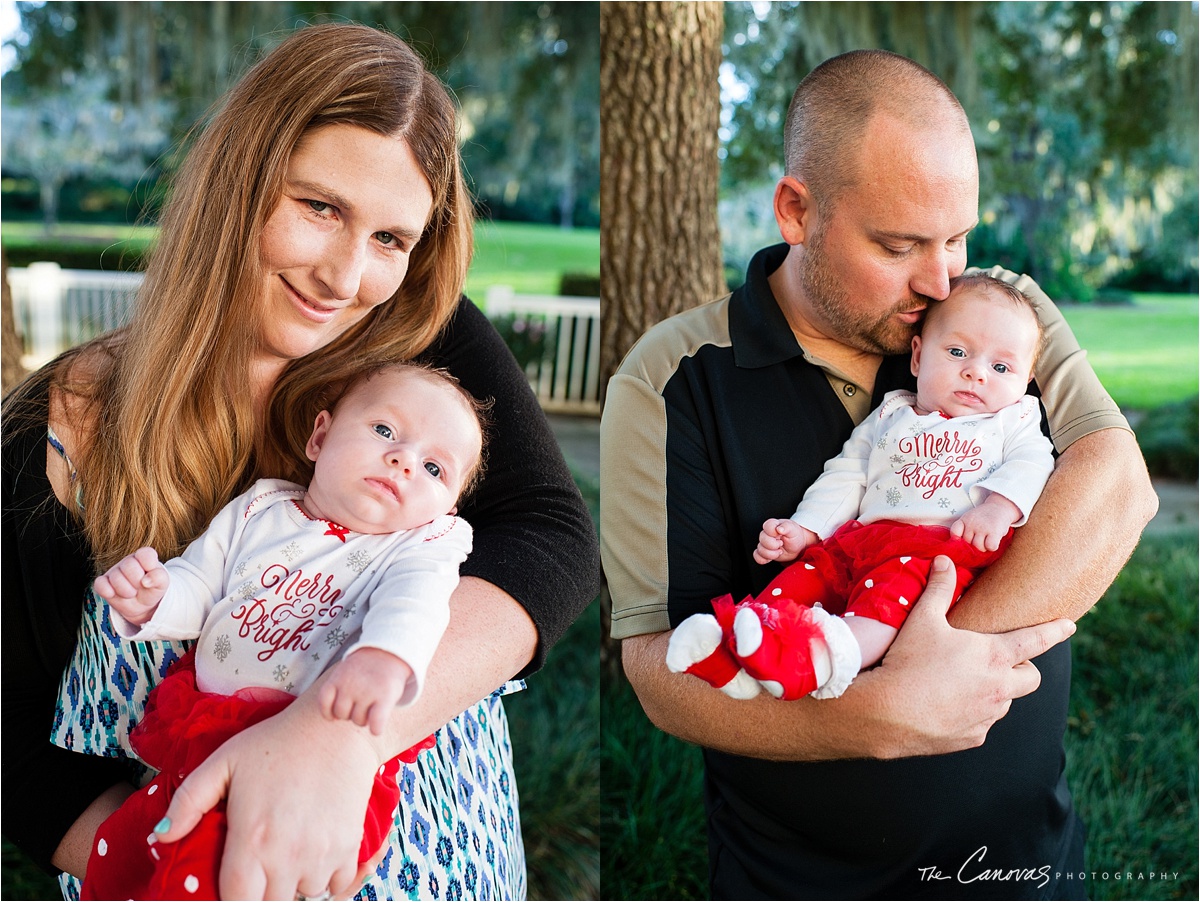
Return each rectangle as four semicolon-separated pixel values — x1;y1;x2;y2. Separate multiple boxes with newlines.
732;602;863;700
731;603;820;700
667;613;761;699
807;607;862;699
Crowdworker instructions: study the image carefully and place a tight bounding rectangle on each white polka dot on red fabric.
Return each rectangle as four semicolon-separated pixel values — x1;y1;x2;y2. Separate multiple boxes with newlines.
899;596;909;606
900;556;912;564
97;838;108;856
864;579;874;588
184;875;200;893
147;784;158;795
771;588;782;596
803;563;815;570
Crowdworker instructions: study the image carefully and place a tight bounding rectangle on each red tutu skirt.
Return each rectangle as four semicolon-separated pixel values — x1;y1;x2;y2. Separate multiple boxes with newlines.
757;519;1011;628
81;649;432;901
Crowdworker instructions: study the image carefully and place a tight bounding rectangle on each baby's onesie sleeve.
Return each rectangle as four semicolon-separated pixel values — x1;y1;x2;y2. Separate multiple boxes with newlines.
969;396;1056;525
109;485;255;641
343;515;473;705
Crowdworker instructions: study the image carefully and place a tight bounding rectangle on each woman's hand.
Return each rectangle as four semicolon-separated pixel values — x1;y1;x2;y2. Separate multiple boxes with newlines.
153;690;384;901
151;576;537;900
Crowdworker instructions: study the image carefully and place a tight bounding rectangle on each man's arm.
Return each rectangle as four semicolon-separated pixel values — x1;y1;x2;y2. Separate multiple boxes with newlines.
950;427;1156;632
624;556;1075;761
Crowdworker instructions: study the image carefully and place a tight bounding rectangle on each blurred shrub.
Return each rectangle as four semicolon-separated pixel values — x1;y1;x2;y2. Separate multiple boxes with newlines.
1135;396;1199;480
559;272;600;297
3;240;147;271
491;313;554;372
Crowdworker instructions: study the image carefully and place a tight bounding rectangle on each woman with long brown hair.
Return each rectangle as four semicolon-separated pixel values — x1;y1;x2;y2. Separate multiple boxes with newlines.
2;23;598;900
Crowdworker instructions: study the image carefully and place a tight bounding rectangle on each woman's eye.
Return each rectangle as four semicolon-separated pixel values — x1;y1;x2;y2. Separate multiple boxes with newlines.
376;231;397;247
373;424;393;439
307;200;331;215
424;461;442;478
949;348;966;358
993;363;1009;374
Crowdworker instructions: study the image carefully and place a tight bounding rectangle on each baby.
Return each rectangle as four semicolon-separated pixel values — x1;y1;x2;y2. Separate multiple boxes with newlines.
82;362;485;901
667;273;1055;701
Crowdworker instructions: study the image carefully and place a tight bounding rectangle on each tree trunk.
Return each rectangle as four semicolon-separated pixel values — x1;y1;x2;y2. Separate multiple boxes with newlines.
40;178;61;235
598;1;725;670
2;249;28;394
599;1;726;389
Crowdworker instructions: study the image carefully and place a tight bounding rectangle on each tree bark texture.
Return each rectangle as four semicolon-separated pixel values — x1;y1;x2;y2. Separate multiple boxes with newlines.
2;249;28;394
600;1;726;390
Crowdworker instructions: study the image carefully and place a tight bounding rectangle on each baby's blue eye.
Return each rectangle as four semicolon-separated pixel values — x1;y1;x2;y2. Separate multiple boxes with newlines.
424;461;442;478
949;348;966;358
374;424;393;439
993;363;1009;374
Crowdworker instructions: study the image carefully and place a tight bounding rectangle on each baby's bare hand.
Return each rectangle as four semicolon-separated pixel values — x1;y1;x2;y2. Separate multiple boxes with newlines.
951;506;1014;552
753;519;817;565
319;648;412;736
94;547;168;624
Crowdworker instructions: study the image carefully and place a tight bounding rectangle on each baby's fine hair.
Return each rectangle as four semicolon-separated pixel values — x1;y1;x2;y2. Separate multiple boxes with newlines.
925;273;1047;367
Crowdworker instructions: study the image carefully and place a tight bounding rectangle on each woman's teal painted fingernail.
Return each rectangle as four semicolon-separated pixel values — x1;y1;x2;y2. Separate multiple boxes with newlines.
154;817;171;834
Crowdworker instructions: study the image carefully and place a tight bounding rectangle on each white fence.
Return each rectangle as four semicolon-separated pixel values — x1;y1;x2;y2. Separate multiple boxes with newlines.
7;264;602;415
8;263;144;367
483;285;601;416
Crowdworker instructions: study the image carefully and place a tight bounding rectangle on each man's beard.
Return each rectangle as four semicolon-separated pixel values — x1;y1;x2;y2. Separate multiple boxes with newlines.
800;226;924;356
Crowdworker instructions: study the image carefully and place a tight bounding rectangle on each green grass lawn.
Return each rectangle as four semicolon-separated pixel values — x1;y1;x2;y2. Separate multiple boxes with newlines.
467;220;600;299
0;219;600;303
1058;295;1199;409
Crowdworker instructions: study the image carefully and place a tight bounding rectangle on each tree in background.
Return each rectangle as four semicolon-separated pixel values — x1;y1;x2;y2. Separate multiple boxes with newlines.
1;75;172;232
599;1;726;388
717;1;1198;299
2;1;601;229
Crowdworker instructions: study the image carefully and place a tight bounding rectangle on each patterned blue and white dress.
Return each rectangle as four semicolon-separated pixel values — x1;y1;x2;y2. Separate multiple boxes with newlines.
52;586;528;901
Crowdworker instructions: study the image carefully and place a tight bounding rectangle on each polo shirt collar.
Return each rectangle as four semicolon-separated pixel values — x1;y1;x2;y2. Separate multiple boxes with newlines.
729;243;807;369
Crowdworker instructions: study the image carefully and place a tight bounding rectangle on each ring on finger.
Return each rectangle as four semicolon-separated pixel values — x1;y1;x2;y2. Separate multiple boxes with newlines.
296;889;333;901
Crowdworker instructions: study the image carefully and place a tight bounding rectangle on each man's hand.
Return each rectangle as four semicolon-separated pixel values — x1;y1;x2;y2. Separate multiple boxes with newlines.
867;555;1076;755
754;518;818;565
319;648;414;736
951;494;1021;553
93;546;168;625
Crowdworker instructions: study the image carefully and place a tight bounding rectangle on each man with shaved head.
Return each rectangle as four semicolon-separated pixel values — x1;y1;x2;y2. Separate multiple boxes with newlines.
602;50;1156;899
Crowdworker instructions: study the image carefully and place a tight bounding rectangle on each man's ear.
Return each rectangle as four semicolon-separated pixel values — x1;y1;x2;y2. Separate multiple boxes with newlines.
774;176;815;246
306;410;333;462
910;335;923;378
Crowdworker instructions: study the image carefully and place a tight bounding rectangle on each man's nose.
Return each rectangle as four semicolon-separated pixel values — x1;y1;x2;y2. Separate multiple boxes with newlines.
910;246;956;301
